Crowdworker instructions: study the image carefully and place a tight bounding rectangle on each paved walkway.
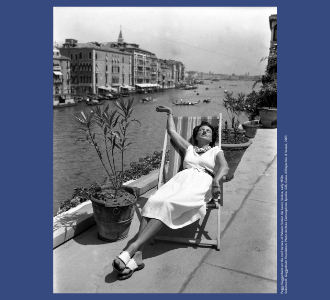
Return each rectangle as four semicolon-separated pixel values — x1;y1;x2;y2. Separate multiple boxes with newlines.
53;128;277;293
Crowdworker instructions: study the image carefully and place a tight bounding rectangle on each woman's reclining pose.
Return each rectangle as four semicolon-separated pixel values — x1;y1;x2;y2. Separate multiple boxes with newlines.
113;105;229;280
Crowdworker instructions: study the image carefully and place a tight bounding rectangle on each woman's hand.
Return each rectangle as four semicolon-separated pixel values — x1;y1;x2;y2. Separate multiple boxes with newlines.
156;106;172;114
211;185;221;199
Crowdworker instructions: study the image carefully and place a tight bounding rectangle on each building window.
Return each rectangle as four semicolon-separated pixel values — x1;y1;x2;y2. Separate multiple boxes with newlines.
106;65;108;72
122;57;124;63
273;25;277;41
95;53;98;60
105;74;108;84
71;54;73;60
75;54;78;60
79;52;82;59
106;55;108;61
89;52;92;59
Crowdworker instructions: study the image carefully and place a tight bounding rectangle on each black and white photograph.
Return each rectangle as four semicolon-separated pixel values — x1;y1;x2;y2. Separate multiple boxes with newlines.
53;6;278;293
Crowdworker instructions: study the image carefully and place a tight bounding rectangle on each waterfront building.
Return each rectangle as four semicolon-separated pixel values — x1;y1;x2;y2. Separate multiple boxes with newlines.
59;39;131;95
269;14;277;56
53;46;71;104
157;59;175;89
108;28;185;90
107;29;159;90
164;59;185;87
150;54;158;85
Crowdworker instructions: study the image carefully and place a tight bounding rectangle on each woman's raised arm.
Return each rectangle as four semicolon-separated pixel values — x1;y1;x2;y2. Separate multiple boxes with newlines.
156;106;191;152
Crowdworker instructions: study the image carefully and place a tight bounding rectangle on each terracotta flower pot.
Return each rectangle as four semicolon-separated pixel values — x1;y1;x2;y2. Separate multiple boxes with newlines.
242;120;259;138
221;139;253;181
90;189;136;242
258;107;277;128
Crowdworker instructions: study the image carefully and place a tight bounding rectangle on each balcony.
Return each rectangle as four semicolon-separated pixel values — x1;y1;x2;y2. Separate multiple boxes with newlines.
53;66;61;71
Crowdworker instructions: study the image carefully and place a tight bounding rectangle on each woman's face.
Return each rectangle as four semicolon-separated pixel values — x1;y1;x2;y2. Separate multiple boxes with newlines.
196;125;213;144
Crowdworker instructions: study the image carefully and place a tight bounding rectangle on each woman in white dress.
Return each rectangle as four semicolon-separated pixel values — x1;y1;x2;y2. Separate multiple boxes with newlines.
113;105;229;280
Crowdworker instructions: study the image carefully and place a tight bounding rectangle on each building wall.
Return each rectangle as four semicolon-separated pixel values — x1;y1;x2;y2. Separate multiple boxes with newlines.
53;48;71;102
269;14;277;56
60;47;131;94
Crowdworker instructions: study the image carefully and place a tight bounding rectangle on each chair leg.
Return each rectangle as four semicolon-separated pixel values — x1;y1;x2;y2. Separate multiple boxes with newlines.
216;205;221;251
134;203;142;222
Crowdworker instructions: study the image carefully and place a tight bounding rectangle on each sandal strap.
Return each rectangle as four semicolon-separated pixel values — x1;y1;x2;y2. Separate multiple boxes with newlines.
117;251;131;265
126;258;138;271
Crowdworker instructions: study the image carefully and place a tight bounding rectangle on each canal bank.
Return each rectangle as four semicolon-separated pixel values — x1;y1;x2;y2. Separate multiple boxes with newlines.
54;126;277;293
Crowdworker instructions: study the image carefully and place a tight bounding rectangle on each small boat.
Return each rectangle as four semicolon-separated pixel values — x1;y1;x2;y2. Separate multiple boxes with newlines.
203;98;211;103
172;100;200;106
141;97;153;103
224;90;228;93
86;100;104;106
205;88;209;90
74;96;84;102
53;102;77;109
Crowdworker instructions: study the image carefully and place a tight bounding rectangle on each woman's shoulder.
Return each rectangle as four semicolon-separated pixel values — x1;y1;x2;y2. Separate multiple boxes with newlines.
212;145;223;155
212;145;223;152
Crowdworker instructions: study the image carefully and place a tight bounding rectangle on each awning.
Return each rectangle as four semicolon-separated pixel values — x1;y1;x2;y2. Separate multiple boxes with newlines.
98;86;117;92
53;71;63;76
135;83;159;88
121;85;135;90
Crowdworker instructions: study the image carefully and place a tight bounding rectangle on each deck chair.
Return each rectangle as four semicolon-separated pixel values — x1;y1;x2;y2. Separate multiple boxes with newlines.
151;113;226;251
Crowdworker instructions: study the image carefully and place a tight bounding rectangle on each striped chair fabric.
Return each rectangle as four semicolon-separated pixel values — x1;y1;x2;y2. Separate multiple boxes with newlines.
154;114;224;250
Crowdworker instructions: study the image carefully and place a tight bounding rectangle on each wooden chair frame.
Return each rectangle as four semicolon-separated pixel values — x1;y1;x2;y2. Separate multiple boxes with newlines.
150;114;225;251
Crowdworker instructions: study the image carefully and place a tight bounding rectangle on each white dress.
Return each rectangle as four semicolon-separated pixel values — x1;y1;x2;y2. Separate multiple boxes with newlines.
141;145;222;229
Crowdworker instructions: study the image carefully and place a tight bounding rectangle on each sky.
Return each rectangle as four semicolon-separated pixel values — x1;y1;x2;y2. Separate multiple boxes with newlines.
53;7;277;76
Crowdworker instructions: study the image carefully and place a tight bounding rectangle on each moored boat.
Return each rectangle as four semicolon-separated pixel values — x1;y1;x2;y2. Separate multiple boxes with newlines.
141;97;153;103
53;101;78;109
172;100;200;106
86;100;105;106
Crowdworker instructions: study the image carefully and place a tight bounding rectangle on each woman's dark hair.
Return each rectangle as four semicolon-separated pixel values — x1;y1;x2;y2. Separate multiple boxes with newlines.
192;121;217;147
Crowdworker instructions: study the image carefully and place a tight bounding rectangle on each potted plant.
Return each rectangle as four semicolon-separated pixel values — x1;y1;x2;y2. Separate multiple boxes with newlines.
241;91;261;138
221;92;253;181
72;97;141;242
254;54;277;128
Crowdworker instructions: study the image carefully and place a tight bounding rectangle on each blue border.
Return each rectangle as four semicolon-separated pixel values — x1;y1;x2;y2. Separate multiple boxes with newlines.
4;0;326;298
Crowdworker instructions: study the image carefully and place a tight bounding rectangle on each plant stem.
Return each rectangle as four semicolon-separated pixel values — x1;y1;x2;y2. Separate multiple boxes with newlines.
87;127;113;182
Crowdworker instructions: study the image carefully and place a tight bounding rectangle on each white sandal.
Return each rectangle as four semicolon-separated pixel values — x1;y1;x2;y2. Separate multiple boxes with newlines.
112;251;131;272
117;258;145;280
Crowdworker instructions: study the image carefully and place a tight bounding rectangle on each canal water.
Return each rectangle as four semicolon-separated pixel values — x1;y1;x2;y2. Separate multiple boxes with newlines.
53;79;260;215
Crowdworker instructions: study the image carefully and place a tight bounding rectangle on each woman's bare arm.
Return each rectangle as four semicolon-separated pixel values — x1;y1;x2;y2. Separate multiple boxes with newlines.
156;106;191;152
211;151;229;198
